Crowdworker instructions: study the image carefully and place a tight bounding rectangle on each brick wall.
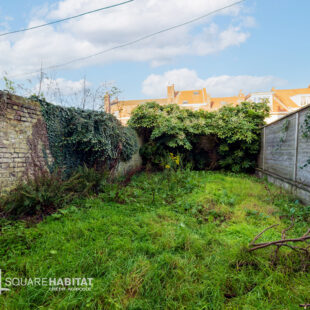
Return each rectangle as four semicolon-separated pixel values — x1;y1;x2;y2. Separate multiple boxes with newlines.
0;92;52;193
0;91;142;193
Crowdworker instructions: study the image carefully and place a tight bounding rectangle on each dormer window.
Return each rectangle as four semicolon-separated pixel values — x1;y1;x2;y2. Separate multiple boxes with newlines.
301;96;310;106
193;91;199;95
291;94;310;106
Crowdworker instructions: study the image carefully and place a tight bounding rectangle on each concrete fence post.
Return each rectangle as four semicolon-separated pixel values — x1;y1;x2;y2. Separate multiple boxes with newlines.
293;112;300;182
262;127;266;171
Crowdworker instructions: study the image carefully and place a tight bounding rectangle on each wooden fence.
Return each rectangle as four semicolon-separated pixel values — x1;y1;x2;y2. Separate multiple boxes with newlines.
257;105;310;204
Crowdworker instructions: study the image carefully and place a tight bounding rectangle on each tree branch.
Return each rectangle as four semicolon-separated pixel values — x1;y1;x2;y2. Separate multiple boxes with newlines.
249;224;279;246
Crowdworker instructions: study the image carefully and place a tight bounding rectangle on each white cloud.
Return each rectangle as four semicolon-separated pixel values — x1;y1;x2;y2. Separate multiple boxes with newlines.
0;0;253;77
142;68;287;97
240;16;256;28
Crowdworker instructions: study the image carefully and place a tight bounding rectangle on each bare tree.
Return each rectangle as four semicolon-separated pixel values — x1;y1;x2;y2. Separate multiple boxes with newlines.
1;71;120;111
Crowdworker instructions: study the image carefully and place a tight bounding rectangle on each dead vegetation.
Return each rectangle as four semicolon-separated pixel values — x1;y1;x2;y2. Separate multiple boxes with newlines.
249;219;310;270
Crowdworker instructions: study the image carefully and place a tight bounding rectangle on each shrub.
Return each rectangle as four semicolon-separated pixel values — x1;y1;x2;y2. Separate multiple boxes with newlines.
0;172;73;218
36;99;139;176
0;167;108;219
213;102;269;172
67;165;108;196
129;103;215;170
120;126;139;162
129;101;269;172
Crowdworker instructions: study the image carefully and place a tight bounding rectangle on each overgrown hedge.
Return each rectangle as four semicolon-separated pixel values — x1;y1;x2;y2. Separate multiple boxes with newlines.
128;102;269;172
36;99;138;176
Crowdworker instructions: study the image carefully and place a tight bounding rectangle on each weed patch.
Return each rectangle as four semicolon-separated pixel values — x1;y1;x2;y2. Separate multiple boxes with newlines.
0;171;309;309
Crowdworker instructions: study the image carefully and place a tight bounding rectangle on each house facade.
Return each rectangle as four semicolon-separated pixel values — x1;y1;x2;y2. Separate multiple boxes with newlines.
105;85;310;125
249;87;310;123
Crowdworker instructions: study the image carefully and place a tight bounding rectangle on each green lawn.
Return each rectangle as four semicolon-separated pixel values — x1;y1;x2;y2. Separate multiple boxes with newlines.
0;171;309;309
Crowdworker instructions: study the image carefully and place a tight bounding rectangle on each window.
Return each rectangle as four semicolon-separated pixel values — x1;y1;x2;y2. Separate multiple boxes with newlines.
193;91;199;95
183;100;189;104
221;101;227;105
301;96;310;106
253;96;270;104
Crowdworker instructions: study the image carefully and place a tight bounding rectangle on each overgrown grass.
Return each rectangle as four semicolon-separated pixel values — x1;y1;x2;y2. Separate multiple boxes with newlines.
0;171;309;309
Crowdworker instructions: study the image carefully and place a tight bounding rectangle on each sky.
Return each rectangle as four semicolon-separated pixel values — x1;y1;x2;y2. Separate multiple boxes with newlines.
0;0;309;107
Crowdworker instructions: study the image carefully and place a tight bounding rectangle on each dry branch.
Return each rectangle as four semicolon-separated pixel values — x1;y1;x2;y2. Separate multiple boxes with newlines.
249;224;279;246
249;223;310;269
249;234;310;252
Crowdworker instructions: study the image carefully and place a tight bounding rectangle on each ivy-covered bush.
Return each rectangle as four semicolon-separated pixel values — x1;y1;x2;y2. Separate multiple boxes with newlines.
38;100;138;176
128;101;269;172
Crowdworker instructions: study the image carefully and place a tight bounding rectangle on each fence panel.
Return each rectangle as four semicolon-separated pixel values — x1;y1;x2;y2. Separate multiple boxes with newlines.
257;106;310;204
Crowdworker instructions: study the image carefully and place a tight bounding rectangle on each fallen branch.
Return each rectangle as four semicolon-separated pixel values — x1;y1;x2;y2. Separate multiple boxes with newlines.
249;224;279;246
249;234;310;252
249;223;310;270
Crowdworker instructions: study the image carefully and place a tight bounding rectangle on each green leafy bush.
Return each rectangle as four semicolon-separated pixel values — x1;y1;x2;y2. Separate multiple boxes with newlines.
129;103;215;170
129;101;269;172
213;102;269;172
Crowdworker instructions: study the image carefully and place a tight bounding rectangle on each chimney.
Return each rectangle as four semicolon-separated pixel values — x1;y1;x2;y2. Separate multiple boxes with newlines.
167;84;175;104
104;92;111;113
239;90;245;97
202;88;210;104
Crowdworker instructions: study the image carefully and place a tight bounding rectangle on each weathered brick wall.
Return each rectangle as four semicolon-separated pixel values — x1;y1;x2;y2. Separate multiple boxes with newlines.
0;92;142;193
0;92;52;193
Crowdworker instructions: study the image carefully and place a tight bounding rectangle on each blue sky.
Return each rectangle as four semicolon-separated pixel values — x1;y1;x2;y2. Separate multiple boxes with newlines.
0;0;309;106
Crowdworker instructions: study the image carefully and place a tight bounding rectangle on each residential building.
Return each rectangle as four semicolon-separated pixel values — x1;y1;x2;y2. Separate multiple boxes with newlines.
105;85;245;124
249;86;310;123
105;85;310;125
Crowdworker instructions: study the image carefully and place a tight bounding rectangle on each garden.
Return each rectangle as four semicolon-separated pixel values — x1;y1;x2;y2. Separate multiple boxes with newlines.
0;99;309;309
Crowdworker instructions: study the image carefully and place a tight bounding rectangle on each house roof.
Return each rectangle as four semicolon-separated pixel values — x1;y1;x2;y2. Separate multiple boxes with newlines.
209;96;245;111
175;89;208;105
272;88;310;110
113;98;168;106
